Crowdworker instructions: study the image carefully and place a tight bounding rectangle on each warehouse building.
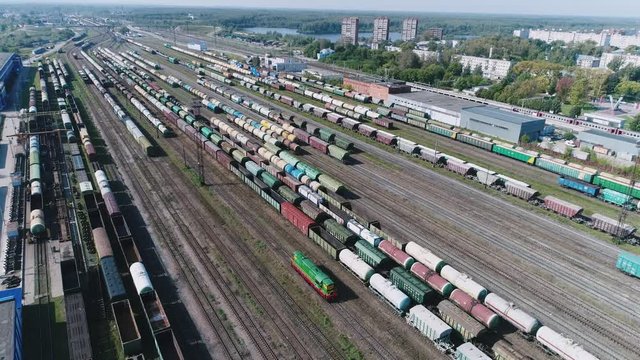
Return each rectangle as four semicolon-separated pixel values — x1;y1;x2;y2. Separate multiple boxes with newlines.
460;106;545;143
577;129;640;158
344;78;411;102
387;90;481;126
0;288;22;360
0;53;23;110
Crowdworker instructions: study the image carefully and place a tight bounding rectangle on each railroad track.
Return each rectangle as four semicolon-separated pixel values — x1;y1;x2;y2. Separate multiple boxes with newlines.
129;53;419;359
67;49;347;359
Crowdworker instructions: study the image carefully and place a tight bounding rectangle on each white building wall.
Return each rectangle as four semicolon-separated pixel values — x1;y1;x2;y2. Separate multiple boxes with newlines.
457;55;512;80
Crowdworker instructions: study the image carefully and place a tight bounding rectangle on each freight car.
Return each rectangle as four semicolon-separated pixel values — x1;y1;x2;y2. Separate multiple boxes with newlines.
291;251;336;300
369;273;411;314
590;213;636;238
339;249;375;283
389;267;435;305
456;342;491;360
112;300;143;356
483;293;540;334
492;339;534;360
616;252;640;278
535;326;598;360
557;176;599;197
406;305;453;350
437;300;486;341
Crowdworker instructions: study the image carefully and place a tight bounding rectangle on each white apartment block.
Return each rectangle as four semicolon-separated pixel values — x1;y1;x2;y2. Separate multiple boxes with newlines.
341;17;359;45
457;55;512;80
373;17;389;43
402;18;419;41
576;55;600;68
599;53;640;69
514;28;640;48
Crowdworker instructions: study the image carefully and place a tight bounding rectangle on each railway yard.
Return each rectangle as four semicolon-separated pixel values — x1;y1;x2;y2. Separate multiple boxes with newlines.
3;25;640;360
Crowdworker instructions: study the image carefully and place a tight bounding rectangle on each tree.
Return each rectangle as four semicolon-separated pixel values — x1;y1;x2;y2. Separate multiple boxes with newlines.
627;115;640;132
568;78;589;106
563;132;576;140
615;80;640;98
519;134;531;144
607;57;625;72
555;77;574;102
397;50;420;69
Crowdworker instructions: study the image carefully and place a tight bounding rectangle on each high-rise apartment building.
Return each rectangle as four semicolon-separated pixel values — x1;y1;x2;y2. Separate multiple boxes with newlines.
372;17;389;43
401;18;419;41
341;17;359;45
425;28;444;40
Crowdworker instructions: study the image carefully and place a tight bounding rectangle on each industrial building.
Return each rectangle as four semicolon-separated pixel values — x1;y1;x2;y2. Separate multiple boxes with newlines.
0;288;22;360
583;112;626;128
456;55;512;80
303;68;343;81
344;78;411;101
0;53;23;110
264;57;307;72
387;90;479;126
577;129;640;157
187;41;207;51
341;17;359;45
402;18;419;41
460;106;546;143
316;48;335;60
372;17;389;44
425;28;444;40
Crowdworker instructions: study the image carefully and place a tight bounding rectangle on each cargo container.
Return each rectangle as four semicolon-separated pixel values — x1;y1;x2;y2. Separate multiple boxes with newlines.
449;289;499;329
483;293;539;334
379;241;415;269
616;251;640;278
355;239;390;269
456;134;494;151
456;342;491;360
100;257;126;302
389;267;435;304
492;145;537;164
599;188;636;209
308;227;345;260
505;182;538;201
369;274;411;313
407;305;453;345
543;196;583;218
591;213;635;238
437;300;486;341
593;174;640;199
278;201;314;233
323;218;358;245
427;124;457;138
557;176;599;197
535;158;596;182
291;251;336;300
535;326;598;360
112;300;142;356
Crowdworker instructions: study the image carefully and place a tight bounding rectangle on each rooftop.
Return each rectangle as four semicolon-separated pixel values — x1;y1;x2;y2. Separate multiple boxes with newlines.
580;129;640;145
462;105;544;125
393;90;479;113
0;297;16;360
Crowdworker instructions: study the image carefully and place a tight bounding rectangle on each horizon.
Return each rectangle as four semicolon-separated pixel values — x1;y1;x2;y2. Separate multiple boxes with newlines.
2;0;640;19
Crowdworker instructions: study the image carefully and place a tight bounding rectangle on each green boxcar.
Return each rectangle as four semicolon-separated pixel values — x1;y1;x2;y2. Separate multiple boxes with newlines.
455;133;494;151
593;175;640;199
318;128;336;143
261;189;281;212
210;133;223;146
327;145;349;162
616;252;640;278
600;189;636;209
232;151;249;165
184;115;196;125
407;118;428;129
259;172;282;189
317;174;345;193
296;162;322;181
355;240;389;269
389;268;435;305
292;251;336;300
427;124;457;139
322;219;358;245
277;186;304;204
279;151;301;167
334;137;354;151
534;158;595;182
492;145;536;164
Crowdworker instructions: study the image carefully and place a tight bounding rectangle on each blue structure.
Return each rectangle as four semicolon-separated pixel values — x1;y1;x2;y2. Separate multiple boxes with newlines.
0;287;22;360
0;53;23;110
557;176;600;197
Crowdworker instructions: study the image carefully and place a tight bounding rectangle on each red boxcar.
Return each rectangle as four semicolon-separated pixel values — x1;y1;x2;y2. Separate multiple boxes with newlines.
293;128;311;144
281;202;316;235
309;137;329;154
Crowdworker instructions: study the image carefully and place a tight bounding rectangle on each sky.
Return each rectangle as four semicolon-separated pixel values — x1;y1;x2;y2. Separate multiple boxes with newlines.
5;0;640;18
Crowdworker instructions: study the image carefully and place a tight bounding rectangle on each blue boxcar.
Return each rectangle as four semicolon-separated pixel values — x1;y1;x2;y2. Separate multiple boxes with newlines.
617;252;640;278
557;176;599;197
100;257;126;302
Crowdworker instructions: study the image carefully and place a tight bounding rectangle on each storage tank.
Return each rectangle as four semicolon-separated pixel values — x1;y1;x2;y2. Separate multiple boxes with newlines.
130;262;153;295
440;265;487;301
369;274;411;312
483;293;540;333
339;249;374;283
407;305;452;342
535;326;598;360
410;263;454;297
405;241;446;272
30;209;46;235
